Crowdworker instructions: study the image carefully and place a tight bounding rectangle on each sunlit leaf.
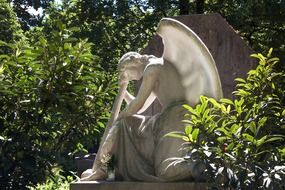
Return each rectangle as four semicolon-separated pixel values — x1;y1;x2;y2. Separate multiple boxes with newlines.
265;136;284;143
165;131;184;139
185;125;193;135
220;98;234;105
183;104;197;115
256;135;267;147
249;121;256;134
267;48;273;58
192;128;199;141
235;77;246;83
242;133;254;142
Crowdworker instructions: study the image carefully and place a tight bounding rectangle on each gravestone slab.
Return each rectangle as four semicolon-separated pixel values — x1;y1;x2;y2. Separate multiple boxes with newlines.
70;181;208;190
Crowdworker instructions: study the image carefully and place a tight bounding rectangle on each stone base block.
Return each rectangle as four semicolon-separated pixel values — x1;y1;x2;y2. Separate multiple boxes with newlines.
70;181;208;190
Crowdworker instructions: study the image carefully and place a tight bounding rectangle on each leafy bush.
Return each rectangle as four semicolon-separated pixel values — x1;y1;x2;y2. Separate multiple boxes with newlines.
0;0;24;54
27;168;75;190
170;49;285;189
0;14;117;190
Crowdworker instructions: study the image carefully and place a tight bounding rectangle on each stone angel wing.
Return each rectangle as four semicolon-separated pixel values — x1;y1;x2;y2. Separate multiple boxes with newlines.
156;18;223;105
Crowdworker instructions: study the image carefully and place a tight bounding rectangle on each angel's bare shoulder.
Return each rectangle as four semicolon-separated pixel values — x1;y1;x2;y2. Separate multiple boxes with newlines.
147;57;163;66
143;57;162;73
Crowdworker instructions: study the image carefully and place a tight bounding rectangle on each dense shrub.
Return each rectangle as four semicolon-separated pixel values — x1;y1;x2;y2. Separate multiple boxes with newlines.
0;0;24;54
0;16;117;190
170;49;285;189
27;168;74;190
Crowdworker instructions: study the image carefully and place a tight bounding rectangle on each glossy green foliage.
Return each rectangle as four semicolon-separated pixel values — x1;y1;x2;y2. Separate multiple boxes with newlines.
9;0;53;31
0;8;117;189
169;50;285;189
0;0;24;54
66;0;161;71
27;168;74;190
10;0;285;70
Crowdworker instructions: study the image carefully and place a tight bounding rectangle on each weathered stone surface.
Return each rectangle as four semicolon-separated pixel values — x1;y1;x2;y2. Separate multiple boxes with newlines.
70;181;208;190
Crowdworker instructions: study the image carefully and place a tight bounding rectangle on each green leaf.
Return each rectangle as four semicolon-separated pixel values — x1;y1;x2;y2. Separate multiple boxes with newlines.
230;124;240;135
242;133;255;142
247;70;257;76
209;98;221;108
78;64;84;74
235;78;246;83
267;57;279;64
0;136;6;141
185;125;193;135
0;64;4;74
237;89;250;97
69;27;80;32
267;48;273;58
192;128;200;141
249;121;256;134
97;122;105;128
265;136;284;143
199;100;208;113
250;54;261;59
217;127;231;137
0;40;8;46
256;135;267;147
182;136;190;141
0;54;10;60
226;105;231;114
281;109;285;116
182;119;193;124
201;108;210;122
183;104;197;115
251;53;266;65
258;117;267;127
227;142;235;151
199;95;207;104
64;37;78;42
220;104;227;113
220;98;234;105
165;131;184;139
217;136;228;143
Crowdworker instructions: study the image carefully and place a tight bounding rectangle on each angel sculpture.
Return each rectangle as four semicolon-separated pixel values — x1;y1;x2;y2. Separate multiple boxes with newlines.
80;18;223;182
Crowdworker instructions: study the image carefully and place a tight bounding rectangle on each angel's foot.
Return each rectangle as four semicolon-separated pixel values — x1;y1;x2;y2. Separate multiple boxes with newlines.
81;169;93;179
80;167;108;181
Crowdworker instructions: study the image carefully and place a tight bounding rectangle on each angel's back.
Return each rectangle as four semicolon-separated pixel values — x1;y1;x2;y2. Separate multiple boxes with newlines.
153;59;187;108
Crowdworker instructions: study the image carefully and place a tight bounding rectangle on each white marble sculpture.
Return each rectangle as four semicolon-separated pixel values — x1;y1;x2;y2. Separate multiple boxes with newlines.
80;18;222;182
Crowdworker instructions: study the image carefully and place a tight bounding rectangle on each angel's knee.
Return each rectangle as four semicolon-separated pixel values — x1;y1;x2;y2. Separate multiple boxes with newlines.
156;166;174;180
155;161;181;180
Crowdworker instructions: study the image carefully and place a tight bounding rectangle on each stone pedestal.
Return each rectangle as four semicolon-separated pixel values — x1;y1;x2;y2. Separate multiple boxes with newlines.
70;181;208;190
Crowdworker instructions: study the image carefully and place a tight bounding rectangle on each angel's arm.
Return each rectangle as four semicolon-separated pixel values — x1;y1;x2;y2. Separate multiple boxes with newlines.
118;65;160;119
124;90;135;104
124;90;156;114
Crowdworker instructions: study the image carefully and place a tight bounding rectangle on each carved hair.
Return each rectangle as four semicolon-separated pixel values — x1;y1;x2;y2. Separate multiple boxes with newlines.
118;52;152;72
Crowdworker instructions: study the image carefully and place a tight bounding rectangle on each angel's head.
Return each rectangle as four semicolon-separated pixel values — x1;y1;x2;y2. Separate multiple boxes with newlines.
118;52;148;81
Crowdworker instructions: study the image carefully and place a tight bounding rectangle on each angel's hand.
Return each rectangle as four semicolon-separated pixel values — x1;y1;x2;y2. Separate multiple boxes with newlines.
118;72;129;87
